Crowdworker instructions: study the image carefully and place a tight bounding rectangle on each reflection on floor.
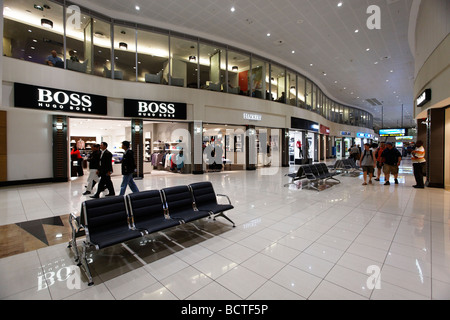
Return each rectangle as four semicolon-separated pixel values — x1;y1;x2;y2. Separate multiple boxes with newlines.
0;160;449;300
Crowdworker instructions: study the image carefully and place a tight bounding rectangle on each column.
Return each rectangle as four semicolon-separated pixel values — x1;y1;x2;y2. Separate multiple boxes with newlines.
281;129;289;167
426;108;445;188
52;115;68;182
131;119;144;179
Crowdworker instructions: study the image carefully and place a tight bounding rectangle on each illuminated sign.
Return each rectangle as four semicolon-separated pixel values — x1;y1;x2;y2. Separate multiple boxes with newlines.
379;129;405;137
243;113;262;121
416;89;431;107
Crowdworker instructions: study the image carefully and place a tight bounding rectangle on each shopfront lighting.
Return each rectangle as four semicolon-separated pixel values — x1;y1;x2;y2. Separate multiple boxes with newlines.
119;42;128;50
41;19;53;29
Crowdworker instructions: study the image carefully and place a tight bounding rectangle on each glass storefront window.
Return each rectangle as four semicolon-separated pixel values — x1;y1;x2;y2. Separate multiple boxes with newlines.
250;57;268;100
170;36;198;88
113;25;137;81
227;50;250;95
287;70;296;106
137;29;169;84
312;84;318;113
297;75;306;109
3;0;64;67
65;10;92;74
199;42;226;92
270;63;286;103
305;80;312;110
2;1;375;130
93;19;112;78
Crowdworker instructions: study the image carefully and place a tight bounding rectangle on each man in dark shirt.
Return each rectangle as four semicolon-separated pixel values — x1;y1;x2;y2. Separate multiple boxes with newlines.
119;141;140;196
91;142;115;198
381;142;402;185
83;144;100;195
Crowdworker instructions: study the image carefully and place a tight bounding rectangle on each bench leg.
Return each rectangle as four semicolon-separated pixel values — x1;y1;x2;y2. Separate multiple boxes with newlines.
214;212;236;227
80;242;94;286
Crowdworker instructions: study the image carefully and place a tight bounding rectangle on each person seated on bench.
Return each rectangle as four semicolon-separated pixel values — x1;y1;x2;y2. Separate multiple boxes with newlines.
46;50;64;68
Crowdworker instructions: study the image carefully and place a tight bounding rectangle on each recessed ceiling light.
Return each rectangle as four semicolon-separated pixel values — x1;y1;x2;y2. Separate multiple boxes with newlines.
267;33;271;37
231;7;235;12
355;29;359;33
390;70;394;73
366;48;370;51
135;5;140;11
374;61;378;64
310;63;313;67
292;50;295;54
337;2;343;7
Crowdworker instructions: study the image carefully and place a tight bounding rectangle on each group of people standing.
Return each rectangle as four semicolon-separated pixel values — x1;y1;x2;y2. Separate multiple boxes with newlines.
351;141;426;189
82;141;140;198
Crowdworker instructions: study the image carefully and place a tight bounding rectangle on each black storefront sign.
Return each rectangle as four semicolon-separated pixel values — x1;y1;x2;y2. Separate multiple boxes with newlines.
416;89;431;107
291;117;319;132
14;83;107;115
124;99;187;120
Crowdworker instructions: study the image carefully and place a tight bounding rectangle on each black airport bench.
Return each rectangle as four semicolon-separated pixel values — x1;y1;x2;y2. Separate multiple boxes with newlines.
285;163;340;191
68;181;234;286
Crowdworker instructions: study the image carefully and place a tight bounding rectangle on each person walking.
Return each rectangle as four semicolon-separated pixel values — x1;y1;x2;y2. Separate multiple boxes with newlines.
360;143;377;185
119;141;140;196
374;141;386;181
350;144;360;165
381;142;402;185
91;142;115;198
83;144;100;195
411;140;426;189
70;146;84;176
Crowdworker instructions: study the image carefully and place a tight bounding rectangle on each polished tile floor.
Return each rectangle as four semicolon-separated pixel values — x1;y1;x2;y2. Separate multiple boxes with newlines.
0;160;449;300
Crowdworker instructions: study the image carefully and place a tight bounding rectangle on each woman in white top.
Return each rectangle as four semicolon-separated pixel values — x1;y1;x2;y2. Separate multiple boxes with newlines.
411;140;426;189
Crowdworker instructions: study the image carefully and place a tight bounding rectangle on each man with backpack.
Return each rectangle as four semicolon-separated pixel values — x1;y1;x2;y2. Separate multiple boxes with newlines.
360;143;377;185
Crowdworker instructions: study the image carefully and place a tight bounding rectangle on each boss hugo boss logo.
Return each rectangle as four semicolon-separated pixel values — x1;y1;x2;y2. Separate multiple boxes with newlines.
38;89;93;112
14;83;107;115
137;101;176;118
124;99;187;120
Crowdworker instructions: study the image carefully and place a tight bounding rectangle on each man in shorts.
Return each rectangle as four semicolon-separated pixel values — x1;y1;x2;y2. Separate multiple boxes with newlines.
380;142;402;185
360;143;376;185
374;142;386;181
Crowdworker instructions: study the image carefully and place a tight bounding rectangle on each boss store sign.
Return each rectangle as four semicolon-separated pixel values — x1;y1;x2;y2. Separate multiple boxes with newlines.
14;83;107;115
124;99;187;120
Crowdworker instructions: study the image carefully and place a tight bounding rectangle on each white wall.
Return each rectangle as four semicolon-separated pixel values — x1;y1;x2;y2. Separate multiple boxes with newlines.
414;0;450;77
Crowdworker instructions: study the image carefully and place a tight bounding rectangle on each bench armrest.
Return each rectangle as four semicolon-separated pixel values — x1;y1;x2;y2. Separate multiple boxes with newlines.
216;194;232;205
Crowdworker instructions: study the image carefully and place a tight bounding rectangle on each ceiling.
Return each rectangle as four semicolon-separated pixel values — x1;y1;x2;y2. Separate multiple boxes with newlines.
5;0;417;130
73;0;417;131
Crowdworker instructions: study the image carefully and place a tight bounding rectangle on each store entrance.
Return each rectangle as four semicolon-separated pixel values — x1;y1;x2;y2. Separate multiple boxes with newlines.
69;118;132;179
202;124;246;172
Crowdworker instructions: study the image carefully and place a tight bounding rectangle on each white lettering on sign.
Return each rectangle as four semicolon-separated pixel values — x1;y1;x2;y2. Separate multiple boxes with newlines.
416;91;427;106
243;113;262;121
37;89;93;108
138;101;176;116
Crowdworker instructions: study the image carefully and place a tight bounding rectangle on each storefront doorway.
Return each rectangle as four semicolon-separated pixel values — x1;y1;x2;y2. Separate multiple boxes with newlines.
69;118;132;178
